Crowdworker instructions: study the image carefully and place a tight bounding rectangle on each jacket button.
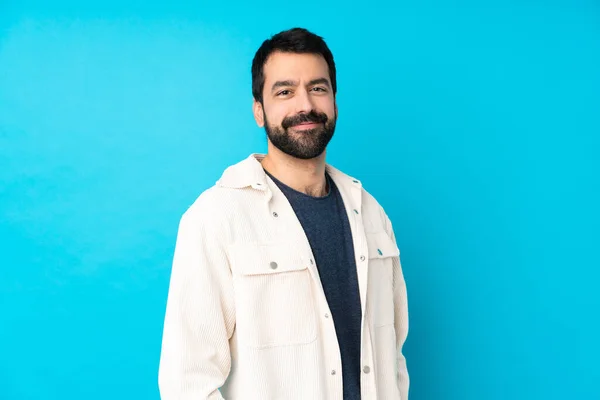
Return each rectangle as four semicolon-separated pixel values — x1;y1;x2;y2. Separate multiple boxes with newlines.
269;261;278;269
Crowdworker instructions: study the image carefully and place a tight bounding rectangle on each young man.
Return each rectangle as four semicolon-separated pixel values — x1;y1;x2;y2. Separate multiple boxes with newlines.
158;27;410;400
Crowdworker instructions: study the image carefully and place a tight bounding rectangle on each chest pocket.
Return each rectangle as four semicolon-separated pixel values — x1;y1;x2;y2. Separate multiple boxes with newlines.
228;242;318;348
366;231;400;328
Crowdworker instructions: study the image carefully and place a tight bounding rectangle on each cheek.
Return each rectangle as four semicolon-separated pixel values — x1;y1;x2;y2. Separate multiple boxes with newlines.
264;105;287;126
316;99;336;118
330;106;337;119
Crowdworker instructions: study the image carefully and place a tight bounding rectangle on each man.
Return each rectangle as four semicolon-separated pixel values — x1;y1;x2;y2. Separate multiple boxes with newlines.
158;27;409;400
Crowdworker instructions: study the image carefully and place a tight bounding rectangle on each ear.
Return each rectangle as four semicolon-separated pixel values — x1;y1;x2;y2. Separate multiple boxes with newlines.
253;99;265;127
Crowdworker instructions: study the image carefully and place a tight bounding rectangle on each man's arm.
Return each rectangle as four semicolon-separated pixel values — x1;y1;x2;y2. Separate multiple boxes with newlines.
384;213;410;399
158;205;235;399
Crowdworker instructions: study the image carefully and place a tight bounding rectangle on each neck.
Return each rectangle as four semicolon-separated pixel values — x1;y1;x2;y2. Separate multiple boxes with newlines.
261;145;328;197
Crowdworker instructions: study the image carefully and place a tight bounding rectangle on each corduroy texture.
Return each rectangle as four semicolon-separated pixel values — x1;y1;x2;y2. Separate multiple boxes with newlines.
158;154;409;400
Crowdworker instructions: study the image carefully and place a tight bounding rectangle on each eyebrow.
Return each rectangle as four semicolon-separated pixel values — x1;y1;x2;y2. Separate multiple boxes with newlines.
271;77;331;92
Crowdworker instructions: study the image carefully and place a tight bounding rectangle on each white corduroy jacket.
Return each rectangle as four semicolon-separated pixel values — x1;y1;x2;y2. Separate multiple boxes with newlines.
158;153;409;400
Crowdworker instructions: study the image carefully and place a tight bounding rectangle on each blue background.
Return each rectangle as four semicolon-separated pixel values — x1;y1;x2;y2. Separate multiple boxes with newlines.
1;1;599;399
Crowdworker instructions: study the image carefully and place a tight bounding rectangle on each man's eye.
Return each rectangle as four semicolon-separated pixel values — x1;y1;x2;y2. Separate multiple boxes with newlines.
312;87;326;92
277;90;291;96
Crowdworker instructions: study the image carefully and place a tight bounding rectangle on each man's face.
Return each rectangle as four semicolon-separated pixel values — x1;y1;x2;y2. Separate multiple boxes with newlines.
253;52;337;160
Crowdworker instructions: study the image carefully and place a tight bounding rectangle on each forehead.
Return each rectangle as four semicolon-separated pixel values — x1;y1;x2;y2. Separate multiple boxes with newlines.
263;52;330;84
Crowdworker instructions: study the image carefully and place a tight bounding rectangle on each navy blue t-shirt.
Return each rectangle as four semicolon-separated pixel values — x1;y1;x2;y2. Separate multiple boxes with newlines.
265;169;362;400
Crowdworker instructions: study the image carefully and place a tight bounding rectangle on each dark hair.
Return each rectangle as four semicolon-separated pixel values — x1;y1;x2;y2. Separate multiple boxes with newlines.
251;27;337;103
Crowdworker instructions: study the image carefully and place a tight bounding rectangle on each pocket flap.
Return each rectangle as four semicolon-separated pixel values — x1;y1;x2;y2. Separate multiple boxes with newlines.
228;242;309;276
366;231;400;259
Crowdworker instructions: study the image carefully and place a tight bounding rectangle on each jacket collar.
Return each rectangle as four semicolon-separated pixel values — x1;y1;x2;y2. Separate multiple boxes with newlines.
216;153;362;191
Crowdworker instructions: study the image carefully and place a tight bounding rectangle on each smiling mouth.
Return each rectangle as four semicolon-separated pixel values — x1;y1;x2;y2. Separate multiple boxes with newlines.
292;122;321;129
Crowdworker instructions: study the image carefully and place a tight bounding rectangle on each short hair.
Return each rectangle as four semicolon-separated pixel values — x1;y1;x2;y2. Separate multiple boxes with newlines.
251;27;337;103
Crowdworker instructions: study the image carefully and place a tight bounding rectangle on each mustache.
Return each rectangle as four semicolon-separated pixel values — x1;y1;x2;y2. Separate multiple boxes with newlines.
281;110;328;129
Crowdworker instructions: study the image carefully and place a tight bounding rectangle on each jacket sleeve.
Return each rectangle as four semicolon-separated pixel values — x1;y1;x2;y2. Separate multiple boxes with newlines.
385;213;410;399
158;207;235;399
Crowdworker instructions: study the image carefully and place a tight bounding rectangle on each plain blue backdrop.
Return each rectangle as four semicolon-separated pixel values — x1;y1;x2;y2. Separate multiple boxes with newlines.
1;1;599;399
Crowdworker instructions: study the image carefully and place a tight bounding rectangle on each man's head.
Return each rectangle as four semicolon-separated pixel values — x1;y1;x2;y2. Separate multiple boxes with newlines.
251;28;337;160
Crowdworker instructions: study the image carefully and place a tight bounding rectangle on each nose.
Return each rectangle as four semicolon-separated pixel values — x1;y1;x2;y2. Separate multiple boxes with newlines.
294;87;314;114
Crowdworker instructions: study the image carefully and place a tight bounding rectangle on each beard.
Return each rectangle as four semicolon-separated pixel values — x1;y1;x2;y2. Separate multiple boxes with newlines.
264;109;336;160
